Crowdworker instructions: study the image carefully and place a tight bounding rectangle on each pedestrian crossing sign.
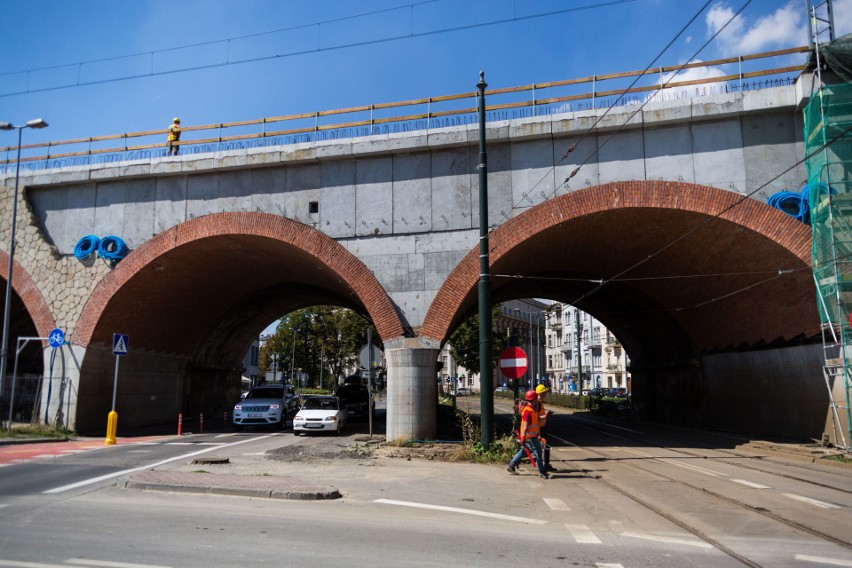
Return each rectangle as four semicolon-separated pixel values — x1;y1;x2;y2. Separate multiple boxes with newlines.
113;333;129;356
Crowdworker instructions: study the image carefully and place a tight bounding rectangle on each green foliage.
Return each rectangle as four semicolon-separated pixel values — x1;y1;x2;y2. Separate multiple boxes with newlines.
0;423;72;439
447;305;508;375
260;306;378;390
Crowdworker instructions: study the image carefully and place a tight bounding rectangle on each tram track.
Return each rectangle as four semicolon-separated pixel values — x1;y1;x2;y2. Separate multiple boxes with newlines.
562;413;852;496
549;418;852;566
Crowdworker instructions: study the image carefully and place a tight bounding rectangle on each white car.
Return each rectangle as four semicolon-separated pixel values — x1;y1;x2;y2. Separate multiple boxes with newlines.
293;396;347;435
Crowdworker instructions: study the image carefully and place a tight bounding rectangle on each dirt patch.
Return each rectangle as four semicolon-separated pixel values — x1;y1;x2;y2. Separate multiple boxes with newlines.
265;441;469;464
266;443;376;463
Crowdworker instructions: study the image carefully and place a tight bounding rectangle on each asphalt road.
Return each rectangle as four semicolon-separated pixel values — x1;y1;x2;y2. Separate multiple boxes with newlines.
0;398;850;568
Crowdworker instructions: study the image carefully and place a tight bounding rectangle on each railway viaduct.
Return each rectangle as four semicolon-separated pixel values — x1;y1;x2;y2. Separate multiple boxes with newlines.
0;74;829;441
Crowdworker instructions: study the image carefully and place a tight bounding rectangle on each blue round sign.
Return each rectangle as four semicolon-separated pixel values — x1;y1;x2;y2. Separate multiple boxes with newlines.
48;328;65;348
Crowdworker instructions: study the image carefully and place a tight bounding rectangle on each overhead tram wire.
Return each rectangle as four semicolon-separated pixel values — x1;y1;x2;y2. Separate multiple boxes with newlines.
0;0;637;98
508;0;754;212
566;120;852;310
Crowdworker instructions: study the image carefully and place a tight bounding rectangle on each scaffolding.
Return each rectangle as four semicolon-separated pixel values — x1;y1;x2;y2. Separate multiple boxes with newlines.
805;0;852;450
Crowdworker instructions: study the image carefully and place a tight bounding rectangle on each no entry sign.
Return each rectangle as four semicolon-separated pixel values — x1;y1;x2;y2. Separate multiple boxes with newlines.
498;346;528;379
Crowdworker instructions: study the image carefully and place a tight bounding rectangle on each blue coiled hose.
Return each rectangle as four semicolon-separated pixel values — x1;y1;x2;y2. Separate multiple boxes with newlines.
73;235;100;260
97;235;128;263
768;185;810;224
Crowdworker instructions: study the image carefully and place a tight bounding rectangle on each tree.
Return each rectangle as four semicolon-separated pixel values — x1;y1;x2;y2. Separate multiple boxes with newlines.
259;306;379;390
447;305;508;376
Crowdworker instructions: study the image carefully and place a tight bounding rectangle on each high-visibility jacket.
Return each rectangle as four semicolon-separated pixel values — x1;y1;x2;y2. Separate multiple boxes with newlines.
167;124;181;142
538;401;548;428
519;403;541;439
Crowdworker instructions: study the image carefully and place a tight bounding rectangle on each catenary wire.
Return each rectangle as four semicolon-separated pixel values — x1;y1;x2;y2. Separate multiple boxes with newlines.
0;0;637;98
567;120;852;309
508;0;750;212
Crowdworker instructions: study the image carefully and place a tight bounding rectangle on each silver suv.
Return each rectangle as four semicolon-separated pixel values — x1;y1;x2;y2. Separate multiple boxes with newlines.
233;384;299;430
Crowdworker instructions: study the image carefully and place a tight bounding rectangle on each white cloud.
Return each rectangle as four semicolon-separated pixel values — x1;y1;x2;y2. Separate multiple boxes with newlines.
707;2;807;56
832;0;852;37
645;63;727;103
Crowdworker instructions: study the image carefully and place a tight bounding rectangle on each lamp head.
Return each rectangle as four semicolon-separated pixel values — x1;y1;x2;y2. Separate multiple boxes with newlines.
0;122;12;131
26;119;48;129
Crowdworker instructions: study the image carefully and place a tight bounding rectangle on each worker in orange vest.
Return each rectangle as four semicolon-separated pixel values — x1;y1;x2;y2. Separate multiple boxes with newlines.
506;389;549;479
536;383;557;472
167;117;181;156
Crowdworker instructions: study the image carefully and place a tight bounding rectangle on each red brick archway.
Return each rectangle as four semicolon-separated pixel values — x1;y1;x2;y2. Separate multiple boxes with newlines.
74;212;406;349
420;180;815;353
0;250;55;340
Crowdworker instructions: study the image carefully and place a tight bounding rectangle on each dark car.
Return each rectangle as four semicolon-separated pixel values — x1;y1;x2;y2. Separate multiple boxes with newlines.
335;384;375;418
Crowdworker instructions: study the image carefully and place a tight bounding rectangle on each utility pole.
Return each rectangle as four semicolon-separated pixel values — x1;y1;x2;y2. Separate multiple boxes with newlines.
575;307;583;392
476;71;494;448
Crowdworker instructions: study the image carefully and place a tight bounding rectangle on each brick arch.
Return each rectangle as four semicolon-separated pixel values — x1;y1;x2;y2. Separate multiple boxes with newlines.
420;180;813;344
73;212;406;347
0;250;55;340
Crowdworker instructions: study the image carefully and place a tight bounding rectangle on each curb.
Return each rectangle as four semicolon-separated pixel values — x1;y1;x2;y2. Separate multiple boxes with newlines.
116;472;341;500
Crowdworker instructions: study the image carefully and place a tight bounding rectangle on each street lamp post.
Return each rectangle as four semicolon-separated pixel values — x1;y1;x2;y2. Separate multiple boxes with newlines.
0;119;48;406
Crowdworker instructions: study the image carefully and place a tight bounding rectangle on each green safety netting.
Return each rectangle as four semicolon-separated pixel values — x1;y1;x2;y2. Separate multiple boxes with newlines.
806;82;852;327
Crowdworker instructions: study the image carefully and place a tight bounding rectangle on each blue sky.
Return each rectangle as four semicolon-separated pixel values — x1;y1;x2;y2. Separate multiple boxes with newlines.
2;0;845;149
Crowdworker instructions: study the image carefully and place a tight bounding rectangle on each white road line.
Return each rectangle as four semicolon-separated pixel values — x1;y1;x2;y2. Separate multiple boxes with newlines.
65;558;174;568
125;450;152;454
783;493;841;509
164;442;194;446
0;464;9;468
617;447;653;457
596;564;625;568
543;497;570;511
621;530;713;549
0;561;73;568
731;479;770;489
374;499;547;525
33;455;56;460
565;524;602;544
657;458;722;477
0;504;8;508
43;435;274;494
795;554;852;566
130;442;160;446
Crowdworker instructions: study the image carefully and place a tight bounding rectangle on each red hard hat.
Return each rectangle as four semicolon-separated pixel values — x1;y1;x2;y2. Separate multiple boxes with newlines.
525;389;537;401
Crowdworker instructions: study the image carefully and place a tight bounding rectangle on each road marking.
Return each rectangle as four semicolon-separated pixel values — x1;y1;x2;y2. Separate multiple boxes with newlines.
0;561;74;567
657;458;722;477
618;447;653;457
0;504;8;508
543;497;570;511
33;455;56;460
565;524;602;544
130;442;160;446
621;530;713;549
43;435;275;494
783;493;841;509
65;558;174;568
374;499;547;525
795;554;852;566
125;450;152;454
596;564;625;568
164;442;194;446
731;479;769;489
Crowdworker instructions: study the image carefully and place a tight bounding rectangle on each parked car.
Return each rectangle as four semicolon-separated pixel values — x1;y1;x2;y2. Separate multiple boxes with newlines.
495;386;511;392
233;384;299;430
335;383;375;418
293;396;347;435
589;388;606;398
456;387;470;396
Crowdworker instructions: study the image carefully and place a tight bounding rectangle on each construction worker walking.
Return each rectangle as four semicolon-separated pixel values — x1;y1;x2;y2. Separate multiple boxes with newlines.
506;389;549;479
167;117;181;156
536;383;557;472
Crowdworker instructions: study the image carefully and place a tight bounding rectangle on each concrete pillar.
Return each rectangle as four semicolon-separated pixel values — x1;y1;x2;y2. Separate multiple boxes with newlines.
385;338;440;442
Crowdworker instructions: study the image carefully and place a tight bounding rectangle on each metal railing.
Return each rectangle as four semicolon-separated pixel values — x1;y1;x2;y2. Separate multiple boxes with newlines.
0;46;810;173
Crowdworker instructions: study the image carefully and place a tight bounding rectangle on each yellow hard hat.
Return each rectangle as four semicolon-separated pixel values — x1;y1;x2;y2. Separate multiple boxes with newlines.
535;384;549;394
173;117;181;123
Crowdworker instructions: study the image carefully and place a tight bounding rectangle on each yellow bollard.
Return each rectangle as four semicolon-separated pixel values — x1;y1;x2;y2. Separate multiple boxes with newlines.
104;410;118;445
